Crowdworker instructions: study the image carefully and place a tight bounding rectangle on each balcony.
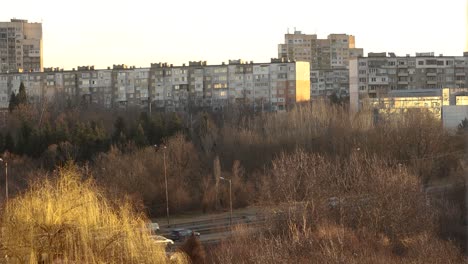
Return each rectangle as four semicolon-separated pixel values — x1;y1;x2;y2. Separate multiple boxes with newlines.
426;72;437;77
455;72;466;76
398;72;408;76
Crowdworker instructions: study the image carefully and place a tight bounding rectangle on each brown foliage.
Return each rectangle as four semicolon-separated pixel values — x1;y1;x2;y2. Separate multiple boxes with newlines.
93;133;202;216
179;234;206;264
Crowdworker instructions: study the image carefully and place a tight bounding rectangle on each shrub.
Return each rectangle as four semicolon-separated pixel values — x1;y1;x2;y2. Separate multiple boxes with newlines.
0;164;181;263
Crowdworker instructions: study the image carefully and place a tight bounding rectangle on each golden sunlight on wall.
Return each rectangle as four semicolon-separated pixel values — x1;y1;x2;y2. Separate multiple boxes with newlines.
295;61;311;102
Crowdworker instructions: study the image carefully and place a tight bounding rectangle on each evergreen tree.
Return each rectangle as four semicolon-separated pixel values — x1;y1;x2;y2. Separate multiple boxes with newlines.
112;116;127;145
17;122;33;155
17;81;27;105
4;132;14;152
134;123;148;147
8;92;17;112
0;133;4;153
165;113;183;137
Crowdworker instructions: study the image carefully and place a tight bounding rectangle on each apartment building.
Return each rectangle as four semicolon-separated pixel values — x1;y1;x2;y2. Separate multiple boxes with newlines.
0;19;42;73
349;52;468;112
278;30;363;96
361;88;468;130
0;60;310;112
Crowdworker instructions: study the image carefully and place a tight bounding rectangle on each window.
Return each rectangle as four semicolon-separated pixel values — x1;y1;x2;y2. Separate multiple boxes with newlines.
418;61;424;65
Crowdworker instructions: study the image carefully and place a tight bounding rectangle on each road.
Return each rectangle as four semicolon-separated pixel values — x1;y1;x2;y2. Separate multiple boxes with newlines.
152;206;264;245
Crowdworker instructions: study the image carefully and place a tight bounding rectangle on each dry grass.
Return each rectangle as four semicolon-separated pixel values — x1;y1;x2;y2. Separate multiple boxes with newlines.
209;219;464;264
0;164;186;263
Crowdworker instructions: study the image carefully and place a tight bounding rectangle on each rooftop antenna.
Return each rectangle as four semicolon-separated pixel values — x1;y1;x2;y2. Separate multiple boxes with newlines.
287;27;289;34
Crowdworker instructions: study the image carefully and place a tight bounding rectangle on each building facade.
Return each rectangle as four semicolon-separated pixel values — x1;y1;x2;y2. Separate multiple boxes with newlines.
278;30;363;96
350;52;468;112
0;19;42;73
0;60;310;112
362;88;468;130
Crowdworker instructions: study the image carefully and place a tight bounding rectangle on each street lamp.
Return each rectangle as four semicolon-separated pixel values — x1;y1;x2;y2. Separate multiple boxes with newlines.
219;177;232;226
154;145;169;226
0;158;7;201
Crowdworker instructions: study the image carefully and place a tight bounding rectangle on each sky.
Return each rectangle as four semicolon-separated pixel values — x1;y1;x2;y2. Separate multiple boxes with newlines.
1;0;466;70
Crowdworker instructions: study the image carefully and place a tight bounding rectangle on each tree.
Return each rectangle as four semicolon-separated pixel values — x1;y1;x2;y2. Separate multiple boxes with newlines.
134;123;148;147
4;132;14;152
0;132;4;153
8;92;17;112
112;116;127;145
17;81;27;105
178;233;206;264
0;165;171;263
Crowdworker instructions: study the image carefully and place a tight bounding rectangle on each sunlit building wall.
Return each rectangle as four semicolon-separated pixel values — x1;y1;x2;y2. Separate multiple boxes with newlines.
365;88;468;129
278;30;363;97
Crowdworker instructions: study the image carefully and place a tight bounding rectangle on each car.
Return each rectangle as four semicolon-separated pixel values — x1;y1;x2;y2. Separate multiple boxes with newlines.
169;228;200;242
147;222;160;234
152;235;174;245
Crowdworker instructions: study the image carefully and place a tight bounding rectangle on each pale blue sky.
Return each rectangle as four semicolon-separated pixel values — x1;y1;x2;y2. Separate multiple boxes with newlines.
1;0;466;70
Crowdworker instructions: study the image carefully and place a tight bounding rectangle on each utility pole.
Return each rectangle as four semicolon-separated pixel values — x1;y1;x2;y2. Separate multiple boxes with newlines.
220;177;232;226
163;146;169;226
154;145;169;226
0;159;7;201
148;96;152;115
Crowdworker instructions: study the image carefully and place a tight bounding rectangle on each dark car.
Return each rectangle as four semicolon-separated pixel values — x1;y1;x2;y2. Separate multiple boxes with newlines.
169;228;200;242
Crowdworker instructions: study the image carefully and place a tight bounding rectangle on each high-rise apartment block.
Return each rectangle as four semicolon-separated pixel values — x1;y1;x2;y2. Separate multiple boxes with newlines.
349;52;468;112
278;30;363;96
0;60;310;112
0;19;42;73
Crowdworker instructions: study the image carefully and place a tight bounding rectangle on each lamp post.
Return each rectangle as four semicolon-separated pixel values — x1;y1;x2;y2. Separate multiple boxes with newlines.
0;158;7;201
219;177;232;226
154;145;169;226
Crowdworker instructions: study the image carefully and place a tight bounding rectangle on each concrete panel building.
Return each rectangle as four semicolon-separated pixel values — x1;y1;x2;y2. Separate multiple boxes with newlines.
278;30;363;97
0;60;310;113
362;88;468;130
0;19;42;73
350;52;468;112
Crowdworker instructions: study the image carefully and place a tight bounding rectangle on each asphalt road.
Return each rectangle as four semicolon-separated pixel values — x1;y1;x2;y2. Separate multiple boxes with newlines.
153;206;264;244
